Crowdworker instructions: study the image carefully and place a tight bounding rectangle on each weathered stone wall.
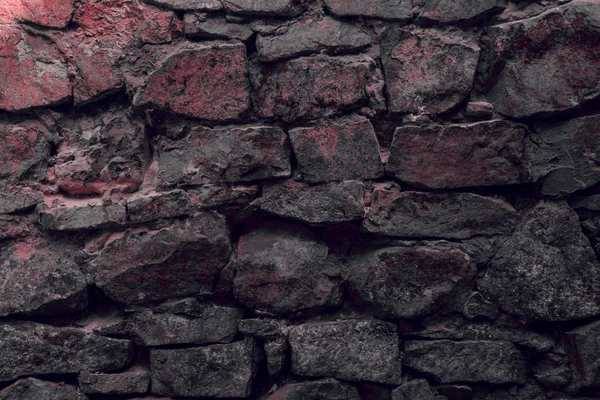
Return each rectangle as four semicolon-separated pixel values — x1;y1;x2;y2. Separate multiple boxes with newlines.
1;0;600;399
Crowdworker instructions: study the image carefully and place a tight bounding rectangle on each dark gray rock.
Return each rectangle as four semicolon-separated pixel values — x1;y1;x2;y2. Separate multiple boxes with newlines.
266;378;361;400
38;203;126;231
221;0;306;16
324;0;412;20
288;319;402;384
418;0;505;23
571;195;600;211
79;365;149;395
563;321;600;391
189;184;259;210
144;0;222;10
151;339;256;398
184;15;253;41
238;318;287;339
0;185;42;214
265;337;288;379
403;340;527;384
126;190;192;224
0;378;87;400
463;292;499;320
392;379;435;400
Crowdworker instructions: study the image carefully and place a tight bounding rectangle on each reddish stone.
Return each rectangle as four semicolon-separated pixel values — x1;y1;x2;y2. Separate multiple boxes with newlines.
289;118;383;183
135;42;249;120
386;120;530;189
0;27;71;112
0;378;86;400
382;27;479;114
126;190;193;224
20;0;75;28
254;54;385;121
94;212;231;305
477;0;600;118
324;0;412;20
418;0;504;23
222;0;306;16
0;215;35;241
256;16;371;62
157;124;290;187
363;189;518;239
79;365;150;395
234;223;342;315
0;118;50;182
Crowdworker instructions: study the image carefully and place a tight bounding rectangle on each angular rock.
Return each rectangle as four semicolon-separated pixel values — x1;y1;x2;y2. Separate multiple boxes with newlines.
418;0;504;23
184;15;253;41
0;321;133;382
463;292;499;320
189;185;259;209
264;337;288;379
403;340;526;384
392;379;435;400
95;212;232;305
324;0;412;20
254;54;385;121
256;17;371;62
126;190;192;224
238;318;287;339
479;201;600;321
477;0;600;118
157;124;290;187
0;118;50;182
465;101;494;118
363;189;518;239
0;378;87;400
0;185;42;214
530;114;600;195
288;319;402;384
0;237;88;317
0;215;35;241
262;180;365;225
20;0;75;28
382;27;479;114
266;379;361;400
387;120;530;189
151;339;256;398
38;203;127;231
563;321;600;390
145;0;223;10
79;365;149;395
234;223;342;315
135;42;249;120
222;0;305;16
289;118;383;183
348;245;475;319
572;195;600;211
0;27;71;111
54;106;149;195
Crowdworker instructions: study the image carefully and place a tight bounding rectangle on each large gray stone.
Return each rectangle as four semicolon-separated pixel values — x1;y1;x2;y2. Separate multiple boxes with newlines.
266;379;361;400
0;378;87;400
324;0;412;20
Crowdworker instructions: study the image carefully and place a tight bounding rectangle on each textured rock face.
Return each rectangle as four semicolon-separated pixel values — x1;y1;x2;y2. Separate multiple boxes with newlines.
0;118;50;182
38;203;127;231
477;0;600;118
266;379;361;400
20;0;75;28
79;366;150;395
324;0;412;20
563;321;600;391
479;201;600;321
387;120;530;189
418;0;504;23
126;190;193;223
288;319;402;384
0;186;42;214
184;16;253;41
145;0;223;11
392;379;435;400
222;0;305;16
0;378;87;400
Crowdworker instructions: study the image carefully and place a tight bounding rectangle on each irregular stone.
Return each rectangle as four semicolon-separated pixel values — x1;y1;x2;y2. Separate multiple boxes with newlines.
463;292;499;320
265;337;288;379
20;0;75;28
0;185;42;214
0;27;71;111
403;340;526;384
363;189;518;239
418;0;504;23
254;54;385;121
0;215;35;241
392;379;435;400
134;42;249;120
262;180;365;225
572;195;600;211
477;0;600;118
530;115;600;195
95;212;232;305
289;118;383;183
238;318;287;339
348;245;475;319
144;0;223;10
288;319;402;384
151;339;256;398
382;27;479;114
266;379;361;400
563;321;600;391
465;101;494;118
0;321;133;382
184;15;253;41
234;223;342;315
222;0;305;16
126;190;192;224
54;106;149;195
0;237;88;317
38;203;127;231
324;0;412;20
0;378;87;400
188;185;259;209
79;365;149;395
256;16;371;62
387;120;530;189
0;118;50;182
479;201;600;321
532;347;572;390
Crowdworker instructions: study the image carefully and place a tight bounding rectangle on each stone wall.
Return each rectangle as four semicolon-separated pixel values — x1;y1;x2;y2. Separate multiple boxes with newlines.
1;0;600;399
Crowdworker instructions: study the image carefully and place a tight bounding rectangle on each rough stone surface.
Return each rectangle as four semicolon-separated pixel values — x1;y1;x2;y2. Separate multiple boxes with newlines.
392;379;436;400
184;15;253;41
418;0;504;23
126;190;193;224
221;0;305;16
151;339;256;398
289;118;383;183
188;185;259;210
38;203;127;231
254;54;385;121
530;114;600;195
363;189;518;239
403;340;527;384
145;0;222;11
382;28;480;114
20;0;74;28
0;118;50;182
94;213;232;305
477;0;600;118
563;321;600;391
262;180;365;225
0;378;87;400
157;124;291;187
0;186;42;214
348;245;475;318
264;337;288;379
0;321;133;382
324;0;412;20
387;120;530;189
266;379;361;400
79;366;149;395
479;201;600;321
234;223;342;315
